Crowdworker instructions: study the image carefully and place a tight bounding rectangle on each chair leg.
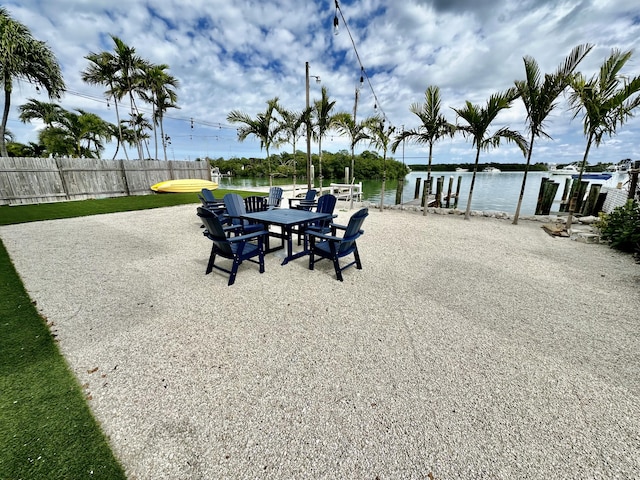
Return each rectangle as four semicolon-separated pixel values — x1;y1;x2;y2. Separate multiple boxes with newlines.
354;245;362;269
258;251;265;273
309;250;315;270
228;259;240;286
332;256;343;281
206;246;216;274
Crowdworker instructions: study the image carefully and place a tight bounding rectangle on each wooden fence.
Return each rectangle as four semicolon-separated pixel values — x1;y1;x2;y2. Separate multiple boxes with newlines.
0;157;210;206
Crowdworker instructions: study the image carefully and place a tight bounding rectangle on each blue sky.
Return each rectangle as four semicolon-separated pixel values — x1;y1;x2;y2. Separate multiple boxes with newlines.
4;0;640;166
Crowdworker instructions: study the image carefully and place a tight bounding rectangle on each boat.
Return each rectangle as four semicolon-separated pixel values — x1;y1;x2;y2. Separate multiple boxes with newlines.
150;179;219;193
606;159;633;173
549;163;580;175
571;173;613;181
455;167;469;172
482;166;501;173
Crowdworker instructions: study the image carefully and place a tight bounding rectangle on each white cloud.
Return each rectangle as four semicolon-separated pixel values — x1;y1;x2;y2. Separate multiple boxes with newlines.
3;0;640;165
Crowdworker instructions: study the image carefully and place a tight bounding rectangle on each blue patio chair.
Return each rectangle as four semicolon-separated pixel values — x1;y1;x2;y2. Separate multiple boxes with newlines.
197;206;239;236
289;189;317;210
244;195;268;213
223;193;264;234
198;189;226;222
266;186;283;209
197;208;267;286
297;193;337;245
307;208;368;281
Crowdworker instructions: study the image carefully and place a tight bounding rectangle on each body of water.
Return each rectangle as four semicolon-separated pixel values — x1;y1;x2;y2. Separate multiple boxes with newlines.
216;170;629;215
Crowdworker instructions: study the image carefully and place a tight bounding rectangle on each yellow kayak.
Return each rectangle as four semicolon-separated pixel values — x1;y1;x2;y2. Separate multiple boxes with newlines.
150;179;219;193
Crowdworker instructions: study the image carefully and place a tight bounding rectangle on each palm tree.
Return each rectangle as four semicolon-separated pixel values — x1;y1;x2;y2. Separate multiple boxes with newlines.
227;97;282;184
139;63;179;160
366;116;395;211
566;49;640;226
82;50;130;160
153;87;179;162
275;105;305;192
512;44;593;224
313;86;338;192
391;85;456;189
18;98;65;127
109;35;147;160
126;113;152;159
36;109;110;158
0;7;65;156
333;111;371;207
453;89;528;220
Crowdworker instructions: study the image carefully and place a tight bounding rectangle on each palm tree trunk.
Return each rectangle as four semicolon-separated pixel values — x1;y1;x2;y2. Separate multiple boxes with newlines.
110;86;129;161
464;147;481;220
513;135;536;224
1;89;12;157
424;142;434;216
318;138;323;194
128;94;143;160
160;114;168;162
267;148;272;187
566;133;593;227
379;152;386;213
292;139;297;197
152;105;158;161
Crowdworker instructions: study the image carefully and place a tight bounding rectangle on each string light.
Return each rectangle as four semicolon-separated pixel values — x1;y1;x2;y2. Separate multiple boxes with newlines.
333;0;389;124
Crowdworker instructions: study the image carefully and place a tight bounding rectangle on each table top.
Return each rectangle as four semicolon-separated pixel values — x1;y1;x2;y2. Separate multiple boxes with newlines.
241;208;331;227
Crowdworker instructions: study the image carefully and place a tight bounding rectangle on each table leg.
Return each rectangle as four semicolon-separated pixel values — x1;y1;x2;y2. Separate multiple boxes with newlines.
281;225;294;265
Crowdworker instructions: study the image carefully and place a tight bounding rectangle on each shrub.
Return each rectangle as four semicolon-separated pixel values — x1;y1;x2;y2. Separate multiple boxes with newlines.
597;200;640;255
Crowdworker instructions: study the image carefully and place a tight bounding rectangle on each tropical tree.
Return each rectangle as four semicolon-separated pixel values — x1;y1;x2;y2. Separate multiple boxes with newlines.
391;85;456;189
0;7;65;156
227;97;282;184
32;108;110;158
275;105;305;190
366;116;395;211
512;44;593;224
126;112;152;159
452;89;528;220
109;35;147;160
313;86;338;191
139;63;179;161
566;48;640;226
18;98;65;127
82;50;129;160
333;111;371;206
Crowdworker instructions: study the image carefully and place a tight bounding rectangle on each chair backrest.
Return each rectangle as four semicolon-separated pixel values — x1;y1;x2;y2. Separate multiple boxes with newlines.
316;193;337;215
197;207;233;256
304;189;317;201
267;187;283;207
223;193;247;225
201;188;217;203
244;195;267;213
339;208;368;254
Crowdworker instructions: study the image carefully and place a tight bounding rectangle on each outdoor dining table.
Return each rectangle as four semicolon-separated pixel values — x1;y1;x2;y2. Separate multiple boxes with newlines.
241;208;333;265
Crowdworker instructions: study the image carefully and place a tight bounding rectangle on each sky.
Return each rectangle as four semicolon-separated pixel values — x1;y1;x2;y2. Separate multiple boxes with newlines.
4;0;640;166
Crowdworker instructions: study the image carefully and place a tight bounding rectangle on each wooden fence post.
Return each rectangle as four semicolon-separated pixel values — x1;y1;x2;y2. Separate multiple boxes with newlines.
395;178;404;205
454;176;462;209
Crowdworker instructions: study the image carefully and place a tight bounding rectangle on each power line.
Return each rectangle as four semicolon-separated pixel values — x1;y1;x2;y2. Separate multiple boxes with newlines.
334;0;389;125
63;88;237;131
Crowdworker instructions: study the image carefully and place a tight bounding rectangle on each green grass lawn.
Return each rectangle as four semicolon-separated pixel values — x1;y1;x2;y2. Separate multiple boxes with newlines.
0;190;246;479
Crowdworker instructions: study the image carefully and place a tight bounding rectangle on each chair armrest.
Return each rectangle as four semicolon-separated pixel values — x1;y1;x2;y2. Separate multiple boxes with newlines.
331;223;348;231
305;230;340;242
227;230;269;243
